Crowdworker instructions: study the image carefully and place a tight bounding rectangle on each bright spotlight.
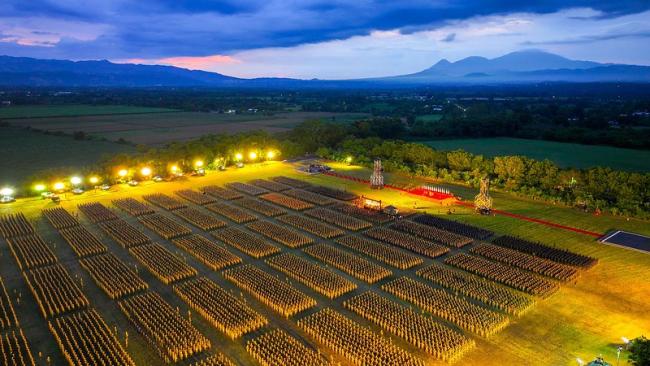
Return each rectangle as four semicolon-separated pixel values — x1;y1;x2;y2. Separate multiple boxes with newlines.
194;160;204;168
0;187;14;196
249;151;257;160
266;151;276;159
70;176;82;185
141;167;152;176
53;182;65;191
89;176;99;184
235;153;243;161
118;169;128;178
34;184;46;192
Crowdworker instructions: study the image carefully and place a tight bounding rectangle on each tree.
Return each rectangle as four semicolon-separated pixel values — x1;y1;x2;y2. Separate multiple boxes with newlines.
630;336;650;366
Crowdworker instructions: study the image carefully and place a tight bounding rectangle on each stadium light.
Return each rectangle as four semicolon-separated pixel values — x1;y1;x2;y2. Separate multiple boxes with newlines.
89;176;100;184
141;167;152;176
70;176;82;185
118;169;128;178
0;187;14;196
249;151;257;160
235;153;243;161
53;182;65;191
34;184;46;192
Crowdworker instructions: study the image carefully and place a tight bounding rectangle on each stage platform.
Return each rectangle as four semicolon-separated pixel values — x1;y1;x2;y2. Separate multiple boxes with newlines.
600;230;650;253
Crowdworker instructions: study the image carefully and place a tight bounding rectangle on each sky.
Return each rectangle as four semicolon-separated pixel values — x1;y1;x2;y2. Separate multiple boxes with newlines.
1;1;649;79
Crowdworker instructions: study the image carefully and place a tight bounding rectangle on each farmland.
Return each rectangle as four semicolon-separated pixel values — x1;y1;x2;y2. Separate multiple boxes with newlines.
6;109;367;145
1;161;648;366
0;104;177;119
420;137;650;171
0;126;134;185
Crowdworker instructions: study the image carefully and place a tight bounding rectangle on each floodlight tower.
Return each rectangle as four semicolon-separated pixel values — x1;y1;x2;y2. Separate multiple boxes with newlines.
370;158;384;189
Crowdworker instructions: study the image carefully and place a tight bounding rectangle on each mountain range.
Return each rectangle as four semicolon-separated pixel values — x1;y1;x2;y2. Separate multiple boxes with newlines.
1;50;649;87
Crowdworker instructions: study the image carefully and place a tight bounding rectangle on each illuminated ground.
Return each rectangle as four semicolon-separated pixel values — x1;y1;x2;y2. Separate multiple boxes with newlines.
1;161;649;366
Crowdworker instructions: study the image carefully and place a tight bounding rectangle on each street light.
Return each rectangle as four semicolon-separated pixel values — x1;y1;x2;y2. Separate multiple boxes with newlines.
89;176;99;184
235;153;243;161
141;167;152;177
345;156;353;164
34;184;46;192
118;169;128;178
194;160;204;168
617;346;623;366
0;187;14;196
249;151;257;160
53;182;65;191
70;176;82;185
266;150;276;160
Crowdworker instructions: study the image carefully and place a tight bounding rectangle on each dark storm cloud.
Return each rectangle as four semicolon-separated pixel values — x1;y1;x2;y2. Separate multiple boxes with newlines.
1;0;649;59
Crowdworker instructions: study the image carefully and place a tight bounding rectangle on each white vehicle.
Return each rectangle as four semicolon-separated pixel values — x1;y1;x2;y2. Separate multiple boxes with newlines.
128;180;139;187
100;184;111;191
71;188;84;195
153;176;164;182
236;162;244;168
41;191;56;199
0;196;15;204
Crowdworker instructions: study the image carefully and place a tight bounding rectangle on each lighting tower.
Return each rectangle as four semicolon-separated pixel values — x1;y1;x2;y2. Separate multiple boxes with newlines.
474;176;493;214
370;158;384;189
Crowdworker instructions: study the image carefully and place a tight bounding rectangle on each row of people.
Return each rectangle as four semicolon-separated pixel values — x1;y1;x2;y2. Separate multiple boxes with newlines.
223;264;316;317
304;243;391;284
173;277;267;339
260;192;314;211
266;253;356;299
246;220;313;248
277;214;344;239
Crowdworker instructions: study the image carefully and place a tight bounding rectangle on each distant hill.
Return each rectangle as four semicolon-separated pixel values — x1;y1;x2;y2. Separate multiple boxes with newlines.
382;50;650;83
1;51;649;87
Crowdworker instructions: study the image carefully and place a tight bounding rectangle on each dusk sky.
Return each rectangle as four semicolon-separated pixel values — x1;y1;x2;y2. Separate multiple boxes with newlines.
1;0;649;79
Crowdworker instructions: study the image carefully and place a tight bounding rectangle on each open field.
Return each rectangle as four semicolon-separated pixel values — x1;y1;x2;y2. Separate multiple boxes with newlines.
0;104;177;119
7;111;368;145
415;114;443;123
0;126;134;185
420;137;650;171
1;161;648;366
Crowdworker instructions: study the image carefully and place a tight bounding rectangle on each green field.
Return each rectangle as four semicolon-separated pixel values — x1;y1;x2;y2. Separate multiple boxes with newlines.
0;104;176;119
0;127;134;185
421;137;650;171
415;114;443;123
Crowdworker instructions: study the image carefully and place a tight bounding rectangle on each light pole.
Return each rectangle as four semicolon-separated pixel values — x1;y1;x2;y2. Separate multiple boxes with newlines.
617;345;623;366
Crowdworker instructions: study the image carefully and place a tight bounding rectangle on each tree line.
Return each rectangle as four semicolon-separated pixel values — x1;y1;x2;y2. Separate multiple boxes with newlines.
284;121;650;218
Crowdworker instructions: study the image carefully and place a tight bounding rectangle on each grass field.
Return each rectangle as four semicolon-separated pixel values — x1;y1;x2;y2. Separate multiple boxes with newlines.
415;114;443;123
0;104;177;119
420;137;650;171
0;126;134;185
1;161;648;366
8;110;367;145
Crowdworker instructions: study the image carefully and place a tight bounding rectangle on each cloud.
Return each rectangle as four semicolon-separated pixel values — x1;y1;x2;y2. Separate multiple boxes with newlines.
183;8;650;79
122;55;240;70
441;33;456;42
1;0;649;60
0;2;649;78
